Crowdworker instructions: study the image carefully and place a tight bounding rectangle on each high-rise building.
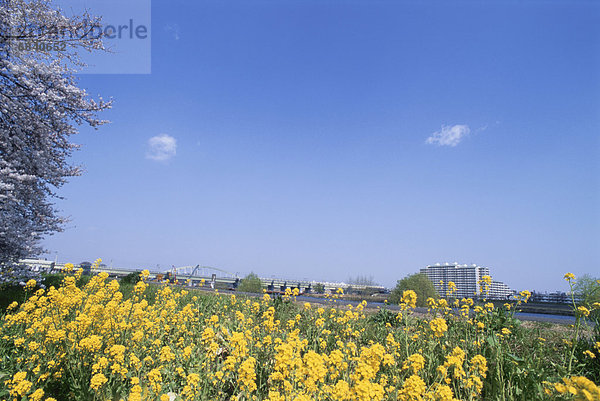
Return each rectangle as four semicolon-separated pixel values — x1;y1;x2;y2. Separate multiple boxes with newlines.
420;263;514;300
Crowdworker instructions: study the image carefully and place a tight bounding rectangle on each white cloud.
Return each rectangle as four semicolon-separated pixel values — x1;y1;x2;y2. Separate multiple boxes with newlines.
426;124;471;147
146;134;177;161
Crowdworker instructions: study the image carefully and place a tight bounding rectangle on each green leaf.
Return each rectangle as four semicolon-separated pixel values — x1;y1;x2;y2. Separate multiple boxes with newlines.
508;353;524;363
486;334;499;347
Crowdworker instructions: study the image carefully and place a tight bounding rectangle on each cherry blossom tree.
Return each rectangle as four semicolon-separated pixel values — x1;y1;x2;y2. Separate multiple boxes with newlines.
0;0;111;268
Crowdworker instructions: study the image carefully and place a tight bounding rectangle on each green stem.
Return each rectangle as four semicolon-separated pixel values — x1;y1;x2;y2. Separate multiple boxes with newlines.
567;280;580;375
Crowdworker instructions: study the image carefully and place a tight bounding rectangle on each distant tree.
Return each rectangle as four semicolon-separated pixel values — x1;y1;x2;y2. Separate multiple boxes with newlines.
79;261;92;276
347;275;382;295
574;274;600;306
389;273;438;307
314;283;325;294
347;275;378;286
121;271;143;285
237;272;263;293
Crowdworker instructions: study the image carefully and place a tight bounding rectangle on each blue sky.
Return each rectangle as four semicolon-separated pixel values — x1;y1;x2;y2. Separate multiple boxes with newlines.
43;0;600;292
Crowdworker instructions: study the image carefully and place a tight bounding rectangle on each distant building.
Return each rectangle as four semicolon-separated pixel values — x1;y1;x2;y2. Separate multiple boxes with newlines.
420;262;515;300
19;258;56;273
530;291;571;304
488;280;515;301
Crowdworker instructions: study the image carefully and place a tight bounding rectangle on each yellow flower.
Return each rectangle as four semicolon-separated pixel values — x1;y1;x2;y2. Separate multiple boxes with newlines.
8;371;32;397
90;373;108;391
129;384;144;401
553;376;600;400
398;374;426;400
108;344;126;363
400;290;417;309
332;380;351;400
564;272;575;281
92;258;102;269
187;373;200;387
133;280;148;294
577;306;590;317
159;346;175;362
583;350;595;359
429;318;448;338
139;269;150;280
442;347;466;380
402;354;425;374
470;355;488;378
431;384;455;400
238;357;257;393
147;368;163;393
79;335;103;352
519;290;531;303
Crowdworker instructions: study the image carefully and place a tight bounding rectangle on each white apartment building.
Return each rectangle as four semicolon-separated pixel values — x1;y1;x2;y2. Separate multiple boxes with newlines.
420;262;514;300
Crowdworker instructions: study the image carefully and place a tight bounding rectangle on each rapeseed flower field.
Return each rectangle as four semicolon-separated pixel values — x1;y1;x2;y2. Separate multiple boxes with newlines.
1;264;599;400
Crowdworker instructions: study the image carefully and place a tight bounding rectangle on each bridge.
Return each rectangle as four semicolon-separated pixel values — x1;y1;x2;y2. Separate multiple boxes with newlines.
18;258;386;294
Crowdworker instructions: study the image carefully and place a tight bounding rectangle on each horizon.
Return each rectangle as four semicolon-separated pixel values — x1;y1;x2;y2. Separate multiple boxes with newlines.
26;256;589;294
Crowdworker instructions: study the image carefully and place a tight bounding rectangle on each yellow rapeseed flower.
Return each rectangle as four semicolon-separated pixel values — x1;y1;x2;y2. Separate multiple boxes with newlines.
24;279;36;290
577;306;590;317
583;350;595;359
90;373;108;391
400;290;417;310
402;354;425;374
429;318;448;338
